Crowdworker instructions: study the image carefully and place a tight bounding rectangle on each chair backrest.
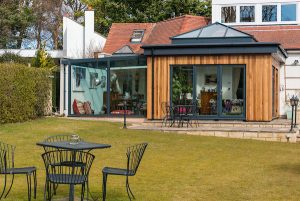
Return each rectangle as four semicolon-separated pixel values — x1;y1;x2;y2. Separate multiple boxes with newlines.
0;142;15;173
43;135;83;152
42;150;95;184
161;102;169;116
126;143;148;175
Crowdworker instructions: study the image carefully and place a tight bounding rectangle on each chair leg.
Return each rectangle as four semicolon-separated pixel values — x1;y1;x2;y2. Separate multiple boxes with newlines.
33;171;37;199
81;183;85;201
86;179;89;201
26;173;32;201
126;177;135;200
44;180;48;201
4;174;14;198
0;174;7;200
102;173;107;201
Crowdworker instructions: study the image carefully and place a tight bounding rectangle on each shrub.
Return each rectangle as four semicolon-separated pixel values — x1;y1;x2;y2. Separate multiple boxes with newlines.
0;63;51;124
0;52;31;64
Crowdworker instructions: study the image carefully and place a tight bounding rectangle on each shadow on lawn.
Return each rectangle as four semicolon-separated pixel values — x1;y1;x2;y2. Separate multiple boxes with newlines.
275;163;300;174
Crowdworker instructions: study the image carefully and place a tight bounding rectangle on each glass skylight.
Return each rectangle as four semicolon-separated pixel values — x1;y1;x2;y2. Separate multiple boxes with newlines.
173;23;251;39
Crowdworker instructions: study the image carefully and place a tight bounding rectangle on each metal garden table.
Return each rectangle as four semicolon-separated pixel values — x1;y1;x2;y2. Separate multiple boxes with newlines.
36;141;111;201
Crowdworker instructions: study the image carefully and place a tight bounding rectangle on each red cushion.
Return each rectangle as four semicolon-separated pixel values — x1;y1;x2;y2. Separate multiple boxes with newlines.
73;99;85;115
83;101;92;115
73;99;80;115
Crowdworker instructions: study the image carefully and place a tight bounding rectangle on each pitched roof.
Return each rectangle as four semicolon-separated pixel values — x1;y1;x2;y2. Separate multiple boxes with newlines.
103;23;155;55
103;15;210;54
237;25;300;50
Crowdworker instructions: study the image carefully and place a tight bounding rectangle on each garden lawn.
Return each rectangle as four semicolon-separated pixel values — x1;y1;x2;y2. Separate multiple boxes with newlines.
0;118;299;201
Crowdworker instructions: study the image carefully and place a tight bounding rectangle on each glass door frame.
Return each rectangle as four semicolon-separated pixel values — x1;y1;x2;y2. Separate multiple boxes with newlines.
170;64;246;120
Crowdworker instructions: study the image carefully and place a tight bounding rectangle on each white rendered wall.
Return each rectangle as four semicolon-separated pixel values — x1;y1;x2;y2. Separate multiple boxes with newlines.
63;10;106;59
212;0;300;25
63;17;85;59
0;49;63;58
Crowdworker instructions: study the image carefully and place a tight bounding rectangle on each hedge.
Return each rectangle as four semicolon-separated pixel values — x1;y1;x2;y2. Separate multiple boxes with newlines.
0;63;52;124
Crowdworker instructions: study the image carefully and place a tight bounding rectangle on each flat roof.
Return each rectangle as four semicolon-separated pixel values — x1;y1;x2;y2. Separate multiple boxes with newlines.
142;42;287;59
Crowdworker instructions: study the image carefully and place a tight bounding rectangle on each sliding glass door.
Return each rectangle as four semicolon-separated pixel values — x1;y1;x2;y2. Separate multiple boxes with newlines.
171;65;245;120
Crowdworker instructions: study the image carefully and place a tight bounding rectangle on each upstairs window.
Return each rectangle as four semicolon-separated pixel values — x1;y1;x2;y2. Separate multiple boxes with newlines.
221;6;236;23
262;5;277;22
131;30;144;43
240;6;255;22
281;4;296;21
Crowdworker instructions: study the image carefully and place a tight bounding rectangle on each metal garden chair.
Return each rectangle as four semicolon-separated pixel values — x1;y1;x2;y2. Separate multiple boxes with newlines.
161;102;176;127
42;135;88;197
42;150;95;201
0;141;37;201
102;143;148;201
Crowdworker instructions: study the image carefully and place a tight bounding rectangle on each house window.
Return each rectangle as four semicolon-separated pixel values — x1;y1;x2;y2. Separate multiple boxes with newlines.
281;4;296;21
131;30;144;43
240;6;255;22
221;6;236;23
262;5;277;22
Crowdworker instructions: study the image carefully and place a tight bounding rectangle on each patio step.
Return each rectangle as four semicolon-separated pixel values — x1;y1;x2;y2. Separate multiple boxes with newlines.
141;119;292;129
129;123;299;143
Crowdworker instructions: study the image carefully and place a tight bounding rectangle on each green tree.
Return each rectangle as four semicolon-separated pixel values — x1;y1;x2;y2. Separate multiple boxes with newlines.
0;0;35;48
32;44;56;71
85;0;211;36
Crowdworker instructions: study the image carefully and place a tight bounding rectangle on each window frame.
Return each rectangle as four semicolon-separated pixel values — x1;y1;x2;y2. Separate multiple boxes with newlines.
240;5;256;22
221;6;237;23
262;4;278;22
130;30;145;43
281;3;297;22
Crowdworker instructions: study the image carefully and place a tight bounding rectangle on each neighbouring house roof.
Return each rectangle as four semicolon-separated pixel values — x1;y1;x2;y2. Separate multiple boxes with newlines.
103;15;210;55
237;25;300;50
103;23;155;55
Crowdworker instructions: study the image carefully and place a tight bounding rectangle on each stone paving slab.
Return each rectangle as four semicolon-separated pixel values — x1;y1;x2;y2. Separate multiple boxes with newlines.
128;125;296;133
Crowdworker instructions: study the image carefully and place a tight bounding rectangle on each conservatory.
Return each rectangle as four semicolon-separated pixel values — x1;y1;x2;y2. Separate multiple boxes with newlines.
60;55;147;117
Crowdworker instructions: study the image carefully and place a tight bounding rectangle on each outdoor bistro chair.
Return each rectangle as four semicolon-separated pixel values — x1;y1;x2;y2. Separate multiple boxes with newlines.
161;102;174;127
0;141;37;201
42;135;87;197
102;143;148;201
42;150;95;201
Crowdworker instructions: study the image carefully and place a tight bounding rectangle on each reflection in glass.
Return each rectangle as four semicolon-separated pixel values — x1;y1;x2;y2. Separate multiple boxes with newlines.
172;66;193;105
221;66;244;116
281;4;296;21
240;6;255;22
71;62;108;115
195;66;218;115
109;67;147;116
221;6;236;23
262;5;277;22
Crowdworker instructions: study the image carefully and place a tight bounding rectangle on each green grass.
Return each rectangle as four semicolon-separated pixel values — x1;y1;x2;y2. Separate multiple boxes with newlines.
0;117;299;201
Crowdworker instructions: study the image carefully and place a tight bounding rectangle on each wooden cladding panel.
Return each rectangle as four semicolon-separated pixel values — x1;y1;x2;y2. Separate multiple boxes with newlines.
147;55;275;121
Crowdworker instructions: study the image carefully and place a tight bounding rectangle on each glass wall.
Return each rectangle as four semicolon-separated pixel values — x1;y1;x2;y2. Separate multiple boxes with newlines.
109;57;147;116
221;66;245;116
171;65;245;119
70;61;108;115
172;66;193;105
195;66;218;115
69;56;147;116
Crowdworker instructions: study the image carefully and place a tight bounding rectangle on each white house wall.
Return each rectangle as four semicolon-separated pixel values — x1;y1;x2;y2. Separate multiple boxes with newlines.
63;17;85;59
